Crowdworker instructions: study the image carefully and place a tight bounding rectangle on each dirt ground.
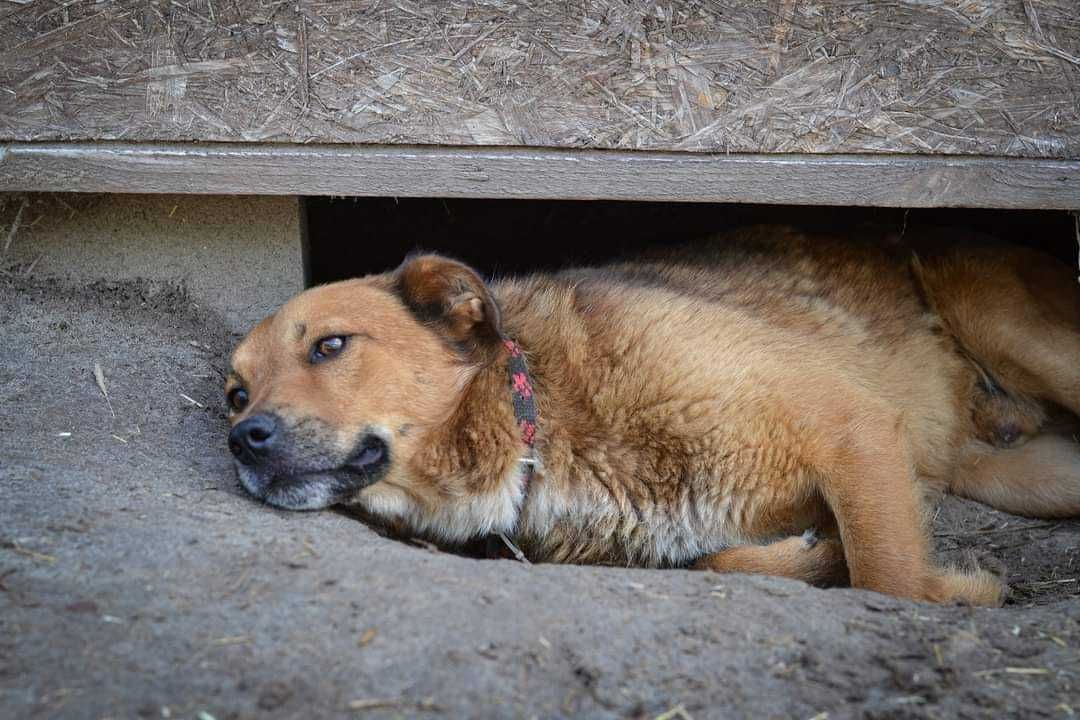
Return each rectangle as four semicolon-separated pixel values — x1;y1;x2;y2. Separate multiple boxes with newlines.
1;271;1078;720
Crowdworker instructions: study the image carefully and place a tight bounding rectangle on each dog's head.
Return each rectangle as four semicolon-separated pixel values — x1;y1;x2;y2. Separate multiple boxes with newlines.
225;254;503;512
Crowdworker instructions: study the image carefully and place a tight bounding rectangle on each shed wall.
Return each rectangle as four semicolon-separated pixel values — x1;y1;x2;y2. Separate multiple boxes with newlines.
1;1;1077;157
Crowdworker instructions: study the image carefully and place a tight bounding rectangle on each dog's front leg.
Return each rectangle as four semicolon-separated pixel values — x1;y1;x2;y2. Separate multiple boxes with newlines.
692;529;848;587
816;413;1004;606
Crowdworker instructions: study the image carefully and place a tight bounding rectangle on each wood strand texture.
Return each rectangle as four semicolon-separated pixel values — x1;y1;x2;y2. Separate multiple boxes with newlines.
1;1;1078;157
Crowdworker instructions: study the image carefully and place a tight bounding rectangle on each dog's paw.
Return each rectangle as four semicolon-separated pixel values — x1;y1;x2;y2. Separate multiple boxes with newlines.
970;550;1008;580
938;569;1007;607
800;527;819;548
953;548;1007;578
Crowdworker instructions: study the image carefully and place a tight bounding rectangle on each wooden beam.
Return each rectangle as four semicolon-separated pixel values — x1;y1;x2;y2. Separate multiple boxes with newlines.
2;142;1078;209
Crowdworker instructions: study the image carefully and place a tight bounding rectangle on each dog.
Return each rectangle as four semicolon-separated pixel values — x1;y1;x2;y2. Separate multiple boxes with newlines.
225;225;1080;605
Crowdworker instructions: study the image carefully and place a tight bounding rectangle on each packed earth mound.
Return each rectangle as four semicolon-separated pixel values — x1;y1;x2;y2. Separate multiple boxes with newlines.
1;274;1077;719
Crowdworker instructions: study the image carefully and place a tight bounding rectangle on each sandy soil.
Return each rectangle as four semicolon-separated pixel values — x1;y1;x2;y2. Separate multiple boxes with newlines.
1;272;1078;720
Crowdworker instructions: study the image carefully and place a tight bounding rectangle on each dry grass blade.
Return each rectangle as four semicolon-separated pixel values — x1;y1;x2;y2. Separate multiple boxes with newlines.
180;393;205;408
346;699;402;711
1;540;57;564
936;522;1060;538
93;362;115;418
655;704;694;720
346;698;440;713
497;531;531;564
973;666;1051;677
209;635;253;646
22;253;43;276
3;197;27;255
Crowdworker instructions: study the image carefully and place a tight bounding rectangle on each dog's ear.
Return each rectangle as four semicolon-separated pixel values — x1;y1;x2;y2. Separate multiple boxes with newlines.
395;254;502;360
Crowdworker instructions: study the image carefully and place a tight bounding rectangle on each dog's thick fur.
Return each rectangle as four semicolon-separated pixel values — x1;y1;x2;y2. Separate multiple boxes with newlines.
227;226;1080;605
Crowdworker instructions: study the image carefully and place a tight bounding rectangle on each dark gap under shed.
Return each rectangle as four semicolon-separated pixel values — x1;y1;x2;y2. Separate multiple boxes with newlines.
304;198;1077;285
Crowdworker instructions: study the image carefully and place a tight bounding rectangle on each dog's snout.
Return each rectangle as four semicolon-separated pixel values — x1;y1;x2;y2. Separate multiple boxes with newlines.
229;414;279;465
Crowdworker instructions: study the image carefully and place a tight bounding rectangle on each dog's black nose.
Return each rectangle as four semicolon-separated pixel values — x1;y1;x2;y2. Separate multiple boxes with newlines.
229;414;278;465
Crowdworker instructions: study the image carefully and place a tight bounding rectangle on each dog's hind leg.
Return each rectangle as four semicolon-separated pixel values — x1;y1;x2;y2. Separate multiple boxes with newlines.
917;243;1080;519
916;244;1080;417
950;435;1080;518
692;530;848;587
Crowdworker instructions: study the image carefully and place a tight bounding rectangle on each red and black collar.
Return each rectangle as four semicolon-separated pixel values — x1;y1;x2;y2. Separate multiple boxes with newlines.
502;339;538;473
494;339;538;563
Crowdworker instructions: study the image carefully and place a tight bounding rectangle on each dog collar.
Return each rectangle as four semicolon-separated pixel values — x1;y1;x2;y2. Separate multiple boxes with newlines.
502;339;538;473
496;339;538;564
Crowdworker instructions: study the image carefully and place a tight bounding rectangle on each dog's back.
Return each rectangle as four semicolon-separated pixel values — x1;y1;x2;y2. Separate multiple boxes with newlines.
496;225;975;496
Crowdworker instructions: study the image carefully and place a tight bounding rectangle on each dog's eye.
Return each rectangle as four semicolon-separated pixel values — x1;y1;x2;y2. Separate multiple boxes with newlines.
227;387;249;412
311;335;346;363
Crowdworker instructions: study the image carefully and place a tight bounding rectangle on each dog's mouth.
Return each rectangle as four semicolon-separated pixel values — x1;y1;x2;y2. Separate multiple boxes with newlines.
346;435;387;475
236;435;390;511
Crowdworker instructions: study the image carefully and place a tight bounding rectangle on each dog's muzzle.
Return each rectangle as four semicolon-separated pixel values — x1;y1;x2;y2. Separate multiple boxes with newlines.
229;416;390;510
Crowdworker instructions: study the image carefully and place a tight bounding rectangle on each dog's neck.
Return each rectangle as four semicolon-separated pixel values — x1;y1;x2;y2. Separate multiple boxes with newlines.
401;280;640;558
412;280;587;547
400;281;707;565
403;338;542;542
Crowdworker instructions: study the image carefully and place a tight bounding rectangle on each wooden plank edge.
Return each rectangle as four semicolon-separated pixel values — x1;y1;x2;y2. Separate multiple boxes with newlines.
1;142;1078;209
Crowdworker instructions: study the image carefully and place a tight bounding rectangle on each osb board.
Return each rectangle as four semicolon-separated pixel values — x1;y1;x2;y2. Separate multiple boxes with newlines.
1;1;1078;157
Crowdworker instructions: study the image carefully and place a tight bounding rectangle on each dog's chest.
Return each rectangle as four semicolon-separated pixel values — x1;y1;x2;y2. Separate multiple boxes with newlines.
516;469;760;567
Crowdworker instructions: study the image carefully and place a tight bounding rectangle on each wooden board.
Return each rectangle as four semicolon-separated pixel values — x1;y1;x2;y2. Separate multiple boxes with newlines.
3;142;1078;209
1;1;1078;157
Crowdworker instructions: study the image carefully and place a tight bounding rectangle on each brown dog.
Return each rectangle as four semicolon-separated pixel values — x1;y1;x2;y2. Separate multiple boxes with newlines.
225;225;1080;605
